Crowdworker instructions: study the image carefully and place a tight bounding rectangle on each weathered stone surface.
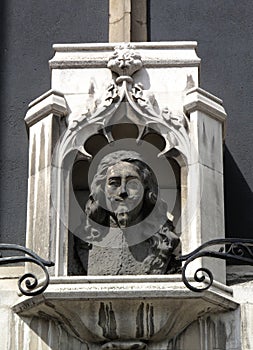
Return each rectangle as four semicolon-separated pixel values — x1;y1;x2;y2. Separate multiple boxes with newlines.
25;91;68;272
109;0;147;43
49;42;200;69
167;309;242;350
230;280;253;350
227;265;253;285
182;89;227;284
13;276;238;345
241;302;253;350
109;0;131;42
25;89;68;127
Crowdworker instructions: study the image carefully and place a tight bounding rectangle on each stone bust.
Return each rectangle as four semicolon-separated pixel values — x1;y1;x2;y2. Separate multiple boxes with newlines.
82;150;180;275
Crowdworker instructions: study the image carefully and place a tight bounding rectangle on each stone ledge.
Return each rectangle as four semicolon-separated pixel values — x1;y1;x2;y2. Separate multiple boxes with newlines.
227;265;253;286
48;275;233;293
13;277;238;344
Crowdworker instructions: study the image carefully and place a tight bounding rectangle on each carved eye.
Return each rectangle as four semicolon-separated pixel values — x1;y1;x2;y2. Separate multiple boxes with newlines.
127;179;140;190
127;180;139;190
108;178;121;187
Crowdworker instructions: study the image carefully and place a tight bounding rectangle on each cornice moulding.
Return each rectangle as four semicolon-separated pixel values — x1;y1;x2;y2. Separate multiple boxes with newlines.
52;41;199;51
49;41;201;69
25;89;68;127
184;87;227;122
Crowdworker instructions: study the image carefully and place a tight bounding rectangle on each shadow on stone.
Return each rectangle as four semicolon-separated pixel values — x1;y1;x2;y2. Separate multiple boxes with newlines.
224;146;253;240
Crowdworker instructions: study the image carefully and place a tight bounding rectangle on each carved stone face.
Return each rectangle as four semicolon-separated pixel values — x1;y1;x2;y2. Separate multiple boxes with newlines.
104;161;144;228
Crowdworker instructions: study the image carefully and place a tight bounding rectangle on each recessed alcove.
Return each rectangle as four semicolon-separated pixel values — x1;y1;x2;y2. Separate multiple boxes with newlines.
142;132;165;151
111;121;139;140
68;123;182;276
85;134;110;157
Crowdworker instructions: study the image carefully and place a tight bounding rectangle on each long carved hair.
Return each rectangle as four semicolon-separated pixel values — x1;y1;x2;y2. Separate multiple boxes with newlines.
84;150;180;272
85;151;159;237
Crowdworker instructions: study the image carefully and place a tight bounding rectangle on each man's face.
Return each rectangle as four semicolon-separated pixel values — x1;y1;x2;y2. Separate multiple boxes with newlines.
104;161;144;228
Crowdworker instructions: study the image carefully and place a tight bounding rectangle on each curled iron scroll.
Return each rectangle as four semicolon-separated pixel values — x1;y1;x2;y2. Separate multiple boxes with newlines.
0;244;54;296
177;238;253;292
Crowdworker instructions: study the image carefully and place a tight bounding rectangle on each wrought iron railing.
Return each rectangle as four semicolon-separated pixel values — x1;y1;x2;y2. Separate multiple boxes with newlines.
1;239;253;296
177;238;253;292
0;244;54;296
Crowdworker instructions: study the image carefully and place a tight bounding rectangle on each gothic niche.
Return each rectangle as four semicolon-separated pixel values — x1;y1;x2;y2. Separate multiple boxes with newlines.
55;44;190;276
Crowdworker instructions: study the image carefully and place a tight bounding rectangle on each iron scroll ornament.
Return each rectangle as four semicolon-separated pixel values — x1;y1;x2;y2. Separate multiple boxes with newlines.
0;244;54;296
177;238;253;292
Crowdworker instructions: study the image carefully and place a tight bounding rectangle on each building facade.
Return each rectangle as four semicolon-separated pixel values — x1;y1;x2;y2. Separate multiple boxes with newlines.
0;1;252;349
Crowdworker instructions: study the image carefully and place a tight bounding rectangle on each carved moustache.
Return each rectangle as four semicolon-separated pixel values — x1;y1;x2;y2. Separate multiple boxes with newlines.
109;195;141;201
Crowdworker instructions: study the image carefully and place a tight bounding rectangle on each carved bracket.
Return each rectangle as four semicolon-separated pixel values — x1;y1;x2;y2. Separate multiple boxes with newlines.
177;238;253;292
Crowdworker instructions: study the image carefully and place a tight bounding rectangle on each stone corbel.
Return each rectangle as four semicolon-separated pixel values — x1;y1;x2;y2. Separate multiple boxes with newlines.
13;276;238;347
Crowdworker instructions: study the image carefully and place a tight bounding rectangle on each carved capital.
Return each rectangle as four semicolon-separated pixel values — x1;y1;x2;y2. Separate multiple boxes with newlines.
107;43;142;77
25;89;68;127
184;88;226;121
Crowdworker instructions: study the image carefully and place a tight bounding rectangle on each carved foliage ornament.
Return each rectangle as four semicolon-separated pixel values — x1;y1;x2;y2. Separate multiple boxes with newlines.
107;43;143;77
55;44;190;164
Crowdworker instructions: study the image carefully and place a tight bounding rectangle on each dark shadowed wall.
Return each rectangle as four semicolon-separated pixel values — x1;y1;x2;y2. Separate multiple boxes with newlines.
0;0;108;245
150;0;253;238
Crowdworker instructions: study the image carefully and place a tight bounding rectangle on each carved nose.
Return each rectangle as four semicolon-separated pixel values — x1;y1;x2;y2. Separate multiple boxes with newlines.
120;191;128;199
119;183;128;199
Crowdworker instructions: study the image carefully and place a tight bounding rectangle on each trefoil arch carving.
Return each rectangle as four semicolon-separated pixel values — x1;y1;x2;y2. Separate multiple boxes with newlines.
56;44;191;167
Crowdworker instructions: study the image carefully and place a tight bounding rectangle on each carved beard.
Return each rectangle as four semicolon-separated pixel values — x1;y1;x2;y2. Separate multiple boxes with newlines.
111;197;145;228
116;211;129;228
113;200;144;228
